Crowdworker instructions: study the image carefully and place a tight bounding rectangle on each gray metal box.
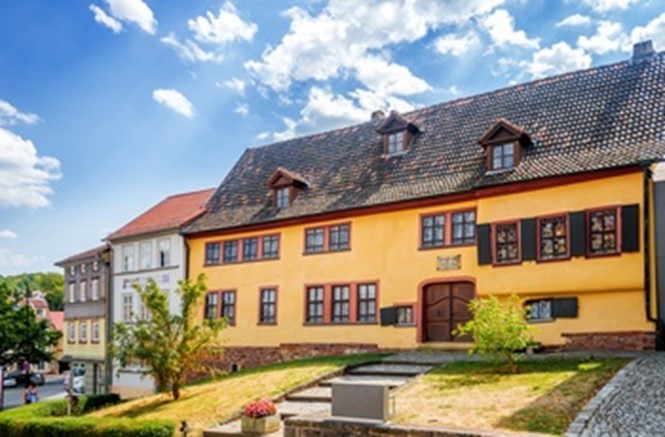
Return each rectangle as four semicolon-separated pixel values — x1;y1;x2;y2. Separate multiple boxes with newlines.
331;382;389;421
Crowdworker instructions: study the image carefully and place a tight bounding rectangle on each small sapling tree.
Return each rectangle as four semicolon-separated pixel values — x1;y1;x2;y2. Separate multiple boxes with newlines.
455;294;533;373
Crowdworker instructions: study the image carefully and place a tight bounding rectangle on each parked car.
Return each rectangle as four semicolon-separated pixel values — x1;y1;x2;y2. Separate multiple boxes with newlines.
4;371;45;386
2;375;17;388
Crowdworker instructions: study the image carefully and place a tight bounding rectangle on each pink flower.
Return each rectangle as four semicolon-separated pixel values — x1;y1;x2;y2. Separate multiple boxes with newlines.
243;400;277;418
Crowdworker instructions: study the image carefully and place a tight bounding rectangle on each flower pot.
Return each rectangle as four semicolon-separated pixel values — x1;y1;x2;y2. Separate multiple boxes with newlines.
241;415;280;434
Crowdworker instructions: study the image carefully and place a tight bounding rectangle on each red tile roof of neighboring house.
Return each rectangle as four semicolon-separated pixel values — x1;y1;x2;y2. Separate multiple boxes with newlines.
55;244;109;266
107;188;215;241
49;311;64;331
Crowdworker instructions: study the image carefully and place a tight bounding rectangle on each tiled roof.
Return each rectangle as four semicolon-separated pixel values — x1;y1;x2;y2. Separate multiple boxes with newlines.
55;244;109;266
107;188;215;241
48;311;64;331
186;52;665;235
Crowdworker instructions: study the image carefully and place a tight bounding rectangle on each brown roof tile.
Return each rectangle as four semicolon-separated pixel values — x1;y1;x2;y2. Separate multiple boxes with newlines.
186;53;665;235
55;244;109;266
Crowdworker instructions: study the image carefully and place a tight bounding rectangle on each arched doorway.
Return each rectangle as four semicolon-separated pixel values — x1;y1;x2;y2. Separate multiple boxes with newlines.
422;281;475;342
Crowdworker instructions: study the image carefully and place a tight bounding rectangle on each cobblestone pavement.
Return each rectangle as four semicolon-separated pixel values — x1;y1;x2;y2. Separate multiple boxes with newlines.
570;353;665;436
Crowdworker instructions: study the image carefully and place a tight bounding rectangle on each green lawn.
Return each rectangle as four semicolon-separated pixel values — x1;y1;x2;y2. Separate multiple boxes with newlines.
90;354;385;436
392;358;627;435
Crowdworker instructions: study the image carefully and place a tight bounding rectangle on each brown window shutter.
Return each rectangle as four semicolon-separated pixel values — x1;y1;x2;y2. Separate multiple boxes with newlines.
521;218;536;261
477;224;492;265
380;307;397;326
621;204;640;252
552;297;578;318
570;211;586;257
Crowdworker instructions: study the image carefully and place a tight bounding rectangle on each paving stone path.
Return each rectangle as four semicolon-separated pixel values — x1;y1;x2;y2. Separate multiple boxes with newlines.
568;353;665;437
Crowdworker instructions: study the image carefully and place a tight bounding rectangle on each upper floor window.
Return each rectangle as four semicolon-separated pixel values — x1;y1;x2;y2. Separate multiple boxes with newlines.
305;223;351;254
79;321;88;343
158;239;171;267
69;266;75;276
259;288;277;324
68;283;76;303
205;242;221;265
81;263;87;274
243;238;259;261
262;235;280;259
538;215;569;261
91;321;100;343
121;245;134;272
421;214;445;248
376;110;420;156
92;260;99;271
452;211;476;245
268;167;309;209
588;208;618;256
329;224;350;251
68;323;76;343
223;241;238;263
79;281;87;302
276;187;290;209
122;293;133;322
387;131;405;154
91;279;100;301
494;221;520;264
491;143;515;170
140;242;152;270
305;228;325;253
420;209;476;249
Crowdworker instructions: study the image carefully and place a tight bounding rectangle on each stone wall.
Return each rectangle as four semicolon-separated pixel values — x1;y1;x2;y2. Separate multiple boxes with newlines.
562;331;656;351
207;343;380;372
284;417;521;437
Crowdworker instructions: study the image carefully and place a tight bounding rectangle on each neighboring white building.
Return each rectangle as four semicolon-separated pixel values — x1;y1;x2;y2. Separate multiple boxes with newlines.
106;188;214;398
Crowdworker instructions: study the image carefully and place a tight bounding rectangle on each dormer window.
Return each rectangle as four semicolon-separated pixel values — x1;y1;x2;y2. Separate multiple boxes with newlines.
267;167;310;209
376;110;420;157
479;119;531;172
491;143;515;170
275;187;290;209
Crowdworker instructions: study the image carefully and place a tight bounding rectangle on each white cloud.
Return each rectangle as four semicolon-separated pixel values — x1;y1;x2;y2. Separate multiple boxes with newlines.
0;127;61;208
273;117;298;142
161;33;223;63
234;103;249;116
89;4;123;33
630;13;665;51
522;42;592;79
105;0;156;34
0;248;37;268
256;132;270;141
434;31;481;56
152;89;196;118
556;14;592;28
0;99;39;126
482;9;540;49
0;230;17;239
188;2;257;45
354;55;430;97
221;78;246;95
581;0;642;13
246;0;505;92
578;21;629;55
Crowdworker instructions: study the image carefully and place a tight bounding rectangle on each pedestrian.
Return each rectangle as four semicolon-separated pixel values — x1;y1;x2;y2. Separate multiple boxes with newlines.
23;382;38;405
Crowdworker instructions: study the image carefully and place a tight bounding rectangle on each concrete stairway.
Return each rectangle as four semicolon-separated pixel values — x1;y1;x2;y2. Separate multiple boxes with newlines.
203;354;445;436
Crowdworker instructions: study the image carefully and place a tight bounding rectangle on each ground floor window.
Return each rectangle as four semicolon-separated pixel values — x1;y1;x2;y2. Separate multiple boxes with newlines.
259;288;277;324
526;299;552;322
357;284;377;322
305;282;379;325
306;286;325;323
221;291;236;325
396;305;414;325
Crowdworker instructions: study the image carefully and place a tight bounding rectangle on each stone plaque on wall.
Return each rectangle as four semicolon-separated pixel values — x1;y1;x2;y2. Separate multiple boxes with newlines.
436;255;461;271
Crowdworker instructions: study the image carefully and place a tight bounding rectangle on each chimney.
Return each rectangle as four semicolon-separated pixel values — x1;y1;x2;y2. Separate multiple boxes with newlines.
371;110;385;123
632;40;655;64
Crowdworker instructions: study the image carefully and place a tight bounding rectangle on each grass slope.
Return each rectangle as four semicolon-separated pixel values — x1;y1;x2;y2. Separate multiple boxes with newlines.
392;358;627;435
91;354;385;436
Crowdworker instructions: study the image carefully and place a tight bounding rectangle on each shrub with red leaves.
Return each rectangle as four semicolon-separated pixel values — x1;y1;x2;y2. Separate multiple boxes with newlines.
243;400;278;418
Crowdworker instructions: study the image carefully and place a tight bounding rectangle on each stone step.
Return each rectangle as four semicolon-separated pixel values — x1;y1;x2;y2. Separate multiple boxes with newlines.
320;374;411;388
346;363;433;376
286;386;332;402
278;400;331;418
202;419;283;437
383;350;470;366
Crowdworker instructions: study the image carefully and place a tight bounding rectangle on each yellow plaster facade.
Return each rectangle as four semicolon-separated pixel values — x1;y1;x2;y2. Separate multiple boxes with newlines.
189;171;655;349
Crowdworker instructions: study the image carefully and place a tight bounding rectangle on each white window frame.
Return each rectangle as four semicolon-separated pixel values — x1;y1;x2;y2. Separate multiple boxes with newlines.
79;321;88;343
139;242;152;270
68;283;76;303
68;323;76;342
91;320;100;342
121;245;134;272
79;280;87;302
122;293;134;322
91;279;99;301
158;239;171;267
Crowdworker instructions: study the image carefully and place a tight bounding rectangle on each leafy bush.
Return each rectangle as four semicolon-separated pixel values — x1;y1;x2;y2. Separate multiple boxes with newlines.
0;396;173;437
455;294;533;372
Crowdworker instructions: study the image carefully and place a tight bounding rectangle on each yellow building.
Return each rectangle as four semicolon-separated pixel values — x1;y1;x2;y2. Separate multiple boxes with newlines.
55;245;111;394
185;42;665;367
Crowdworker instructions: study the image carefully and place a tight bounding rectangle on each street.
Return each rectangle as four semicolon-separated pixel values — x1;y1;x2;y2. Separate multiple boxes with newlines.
2;375;66;410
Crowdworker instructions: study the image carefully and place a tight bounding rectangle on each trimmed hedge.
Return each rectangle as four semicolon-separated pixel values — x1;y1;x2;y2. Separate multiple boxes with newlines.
0;395;174;437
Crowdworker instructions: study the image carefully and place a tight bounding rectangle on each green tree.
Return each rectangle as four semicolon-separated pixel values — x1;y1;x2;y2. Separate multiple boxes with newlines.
455;295;533;373
36;273;65;311
0;281;61;367
111;274;226;400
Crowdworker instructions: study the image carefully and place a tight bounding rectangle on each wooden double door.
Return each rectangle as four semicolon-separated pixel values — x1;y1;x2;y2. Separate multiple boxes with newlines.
423;282;475;342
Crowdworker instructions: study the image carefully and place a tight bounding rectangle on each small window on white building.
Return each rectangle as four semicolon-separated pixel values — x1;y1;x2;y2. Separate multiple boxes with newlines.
68;283;76;303
91;279;99;301
81;263;87;274
92;260;99;271
158;239;171;267
122;293;133;322
121;245;134;272
79;281;87;302
140;242;152;270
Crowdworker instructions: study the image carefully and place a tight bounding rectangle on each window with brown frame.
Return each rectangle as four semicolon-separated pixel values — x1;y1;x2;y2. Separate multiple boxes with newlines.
262;235;279;259
305;228;325;253
357;284;377;322
243;238;259;261
538;215;569;260
221;291;236;325
421;214;445;248
205;242;221;265
223;241;238;263
306;286;324;323
396;306;414;325
491;143;515;170
329;224;350;251
259;288;277;324
304;223;352;254
275;187;290;208
588;208;618;255
494;221;520;264
451;211;476;245
386;131;405;154
205;292;218;320
331;285;350;323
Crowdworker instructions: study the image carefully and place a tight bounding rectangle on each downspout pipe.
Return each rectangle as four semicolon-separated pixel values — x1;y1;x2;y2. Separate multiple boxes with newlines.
642;162;663;350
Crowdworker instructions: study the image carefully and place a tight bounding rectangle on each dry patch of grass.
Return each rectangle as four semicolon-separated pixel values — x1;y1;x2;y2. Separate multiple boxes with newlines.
90;354;384;436
392;358;627;435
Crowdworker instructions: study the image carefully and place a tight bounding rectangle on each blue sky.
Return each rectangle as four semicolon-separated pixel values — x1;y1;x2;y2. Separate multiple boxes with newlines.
0;0;663;275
